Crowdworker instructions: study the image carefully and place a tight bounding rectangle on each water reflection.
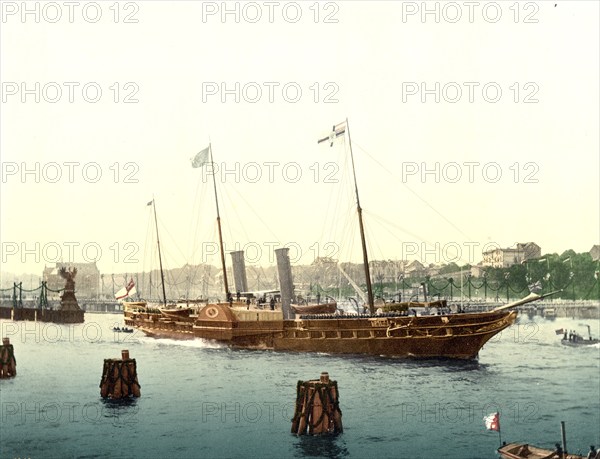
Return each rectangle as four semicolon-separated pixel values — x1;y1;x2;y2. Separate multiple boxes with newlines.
367;354;487;372
293;434;350;458
100;397;139;427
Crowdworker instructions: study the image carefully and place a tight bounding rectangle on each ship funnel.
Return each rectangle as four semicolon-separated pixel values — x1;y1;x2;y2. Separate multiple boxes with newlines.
275;247;293;319
230;251;248;294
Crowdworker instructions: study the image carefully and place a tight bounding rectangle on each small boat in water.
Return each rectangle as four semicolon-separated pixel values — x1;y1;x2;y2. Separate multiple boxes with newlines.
498;442;584;459
561;337;599;346
113;327;134;333
560;325;599;346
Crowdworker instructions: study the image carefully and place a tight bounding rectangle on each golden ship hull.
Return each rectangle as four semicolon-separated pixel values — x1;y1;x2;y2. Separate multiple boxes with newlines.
125;304;517;360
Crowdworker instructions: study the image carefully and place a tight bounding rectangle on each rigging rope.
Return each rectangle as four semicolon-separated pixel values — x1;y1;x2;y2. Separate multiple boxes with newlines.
353;140;473;241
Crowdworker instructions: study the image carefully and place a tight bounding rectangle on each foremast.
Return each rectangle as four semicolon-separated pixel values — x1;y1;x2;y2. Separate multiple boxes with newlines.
345;119;375;314
319;119;375;314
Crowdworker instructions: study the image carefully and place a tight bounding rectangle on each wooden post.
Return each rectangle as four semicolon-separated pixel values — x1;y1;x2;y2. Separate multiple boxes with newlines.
0;337;17;378
291;371;343;435
99;349;141;399
560;421;567;459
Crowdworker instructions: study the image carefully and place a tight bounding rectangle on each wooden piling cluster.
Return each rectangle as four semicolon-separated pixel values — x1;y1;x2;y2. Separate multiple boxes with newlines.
99;350;141;399
291;372;343;435
0;338;17;378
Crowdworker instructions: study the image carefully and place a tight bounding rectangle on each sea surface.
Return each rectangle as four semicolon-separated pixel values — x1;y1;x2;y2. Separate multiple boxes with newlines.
0;313;599;459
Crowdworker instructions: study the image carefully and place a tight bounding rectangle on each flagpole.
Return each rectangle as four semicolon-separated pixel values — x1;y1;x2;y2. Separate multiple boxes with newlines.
345;118;374;314
209;143;230;299
152;198;168;307
498;424;502;448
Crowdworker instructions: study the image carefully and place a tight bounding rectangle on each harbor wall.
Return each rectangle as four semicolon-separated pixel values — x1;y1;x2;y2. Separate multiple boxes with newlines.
0;307;84;323
0;300;122;313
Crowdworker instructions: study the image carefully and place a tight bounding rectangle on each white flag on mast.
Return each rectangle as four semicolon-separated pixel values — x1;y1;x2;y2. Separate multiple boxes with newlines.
191;146;210;168
318;121;347;147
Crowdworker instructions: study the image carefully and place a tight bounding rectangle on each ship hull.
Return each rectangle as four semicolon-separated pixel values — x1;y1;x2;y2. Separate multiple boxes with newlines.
125;306;517;359
273;333;494;359
273;310;515;359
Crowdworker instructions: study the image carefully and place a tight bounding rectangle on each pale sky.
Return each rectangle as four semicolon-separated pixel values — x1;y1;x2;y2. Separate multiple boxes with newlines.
1;1;599;280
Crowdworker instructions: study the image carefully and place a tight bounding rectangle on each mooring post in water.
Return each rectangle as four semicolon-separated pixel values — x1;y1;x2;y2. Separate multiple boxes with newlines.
291;371;343;435
0;337;17;378
99;349;141;399
560;421;567;458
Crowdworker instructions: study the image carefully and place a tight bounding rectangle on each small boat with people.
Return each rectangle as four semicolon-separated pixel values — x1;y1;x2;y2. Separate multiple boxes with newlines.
112;326;134;333
560;325;599;346
496;420;594;459
498;442;585;459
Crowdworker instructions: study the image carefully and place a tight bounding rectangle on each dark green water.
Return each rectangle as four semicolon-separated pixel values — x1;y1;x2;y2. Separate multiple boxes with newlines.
1;314;598;459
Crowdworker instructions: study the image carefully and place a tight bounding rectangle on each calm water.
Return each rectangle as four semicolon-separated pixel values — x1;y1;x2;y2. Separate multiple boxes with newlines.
1;313;599;459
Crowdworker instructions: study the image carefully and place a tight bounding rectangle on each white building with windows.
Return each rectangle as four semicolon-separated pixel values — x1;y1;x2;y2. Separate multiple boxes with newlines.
482;242;541;268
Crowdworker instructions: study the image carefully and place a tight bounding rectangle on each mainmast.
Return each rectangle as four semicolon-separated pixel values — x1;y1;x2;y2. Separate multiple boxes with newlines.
151;198;168;307
345;119;375;314
209;143;230;298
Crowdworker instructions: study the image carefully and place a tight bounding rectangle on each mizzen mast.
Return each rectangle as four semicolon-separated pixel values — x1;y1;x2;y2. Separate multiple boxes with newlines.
150;198;168;307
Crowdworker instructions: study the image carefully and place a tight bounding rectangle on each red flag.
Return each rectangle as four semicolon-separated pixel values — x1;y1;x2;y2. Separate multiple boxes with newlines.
125;278;135;291
484;412;500;431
